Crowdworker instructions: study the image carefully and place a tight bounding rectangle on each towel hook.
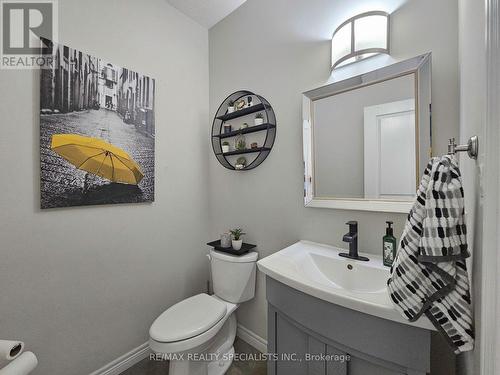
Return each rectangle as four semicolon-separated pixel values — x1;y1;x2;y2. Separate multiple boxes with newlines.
447;136;478;160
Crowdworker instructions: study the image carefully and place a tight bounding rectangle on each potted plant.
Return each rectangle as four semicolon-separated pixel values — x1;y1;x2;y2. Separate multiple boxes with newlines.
235;134;246;150
254;113;265;125
222;141;230;153
227;100;235;113
235;156;247;170
230;228;246;250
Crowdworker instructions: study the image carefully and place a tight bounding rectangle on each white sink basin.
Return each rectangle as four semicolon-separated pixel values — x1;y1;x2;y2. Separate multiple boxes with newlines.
303;252;389;293
257;240;434;331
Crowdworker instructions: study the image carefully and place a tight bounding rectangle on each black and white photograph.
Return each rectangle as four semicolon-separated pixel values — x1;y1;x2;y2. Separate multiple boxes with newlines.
39;39;155;209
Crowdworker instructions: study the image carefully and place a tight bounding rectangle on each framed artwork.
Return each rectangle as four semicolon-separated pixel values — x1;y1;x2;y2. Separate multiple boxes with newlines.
39;39;155;208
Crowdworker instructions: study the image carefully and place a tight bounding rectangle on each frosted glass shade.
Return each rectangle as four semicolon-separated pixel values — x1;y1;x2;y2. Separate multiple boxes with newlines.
331;23;352;69
331;11;389;69
355;14;388;50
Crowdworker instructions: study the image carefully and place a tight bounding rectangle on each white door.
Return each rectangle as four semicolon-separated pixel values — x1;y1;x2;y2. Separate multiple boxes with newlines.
364;99;416;200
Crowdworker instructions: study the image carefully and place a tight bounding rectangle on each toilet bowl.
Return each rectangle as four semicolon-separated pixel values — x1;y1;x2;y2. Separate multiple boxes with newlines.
149;250;258;375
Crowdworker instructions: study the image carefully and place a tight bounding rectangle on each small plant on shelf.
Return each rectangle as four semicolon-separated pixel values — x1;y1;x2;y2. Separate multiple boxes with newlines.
254;112;265;125
230;228;246;250
235;156;247;170
235;134;246;150
227;100;235;113
221;141;230;153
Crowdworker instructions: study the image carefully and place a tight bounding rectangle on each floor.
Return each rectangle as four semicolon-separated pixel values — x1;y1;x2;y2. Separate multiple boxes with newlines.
121;338;267;375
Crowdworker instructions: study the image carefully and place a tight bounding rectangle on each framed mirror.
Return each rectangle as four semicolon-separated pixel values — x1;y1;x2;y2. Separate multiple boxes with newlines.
303;53;431;213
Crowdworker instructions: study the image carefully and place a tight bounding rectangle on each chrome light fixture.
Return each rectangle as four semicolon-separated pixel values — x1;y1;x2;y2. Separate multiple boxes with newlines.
331;11;390;70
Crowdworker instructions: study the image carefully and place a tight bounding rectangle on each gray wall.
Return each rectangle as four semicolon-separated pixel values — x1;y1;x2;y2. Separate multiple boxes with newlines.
0;1;209;374
209;0;459;341
314;74;414;198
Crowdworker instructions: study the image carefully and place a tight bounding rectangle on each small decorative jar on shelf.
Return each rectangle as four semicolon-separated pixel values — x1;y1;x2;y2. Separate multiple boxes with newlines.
235;99;246;111
220;232;231;248
223;124;232;134
221;141;230;153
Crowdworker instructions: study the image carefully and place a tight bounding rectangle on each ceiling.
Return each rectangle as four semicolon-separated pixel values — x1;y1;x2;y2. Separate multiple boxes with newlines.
166;0;247;29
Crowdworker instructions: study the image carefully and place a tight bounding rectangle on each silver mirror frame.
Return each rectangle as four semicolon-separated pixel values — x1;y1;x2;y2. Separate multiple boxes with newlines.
302;53;432;213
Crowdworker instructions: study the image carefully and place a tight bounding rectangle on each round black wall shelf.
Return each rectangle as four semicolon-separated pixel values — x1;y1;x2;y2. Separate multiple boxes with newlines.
211;90;276;171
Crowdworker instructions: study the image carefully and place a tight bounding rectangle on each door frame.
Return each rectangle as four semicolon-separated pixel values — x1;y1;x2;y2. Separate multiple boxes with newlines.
481;0;500;373
363;99;416;199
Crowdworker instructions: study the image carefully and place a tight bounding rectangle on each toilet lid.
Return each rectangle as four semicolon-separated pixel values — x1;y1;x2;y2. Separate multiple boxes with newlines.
150;294;227;343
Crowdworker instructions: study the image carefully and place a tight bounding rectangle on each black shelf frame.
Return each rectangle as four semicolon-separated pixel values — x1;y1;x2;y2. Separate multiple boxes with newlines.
214;123;276;139
215;147;271;156
211;90;277;171
216;103;266;121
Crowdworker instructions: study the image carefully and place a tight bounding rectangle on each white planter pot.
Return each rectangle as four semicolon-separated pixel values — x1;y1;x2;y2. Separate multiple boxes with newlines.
222;145;230;153
254;118;264;125
227;106;235;113
232;239;243;250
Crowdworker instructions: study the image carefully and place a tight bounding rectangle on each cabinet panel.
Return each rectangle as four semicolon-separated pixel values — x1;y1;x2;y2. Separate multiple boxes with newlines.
308;336;326;375
276;313;308;375
326;345;347;375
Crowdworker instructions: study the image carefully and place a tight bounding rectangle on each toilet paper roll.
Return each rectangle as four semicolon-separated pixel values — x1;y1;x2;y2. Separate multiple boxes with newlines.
0;352;38;375
0;341;24;361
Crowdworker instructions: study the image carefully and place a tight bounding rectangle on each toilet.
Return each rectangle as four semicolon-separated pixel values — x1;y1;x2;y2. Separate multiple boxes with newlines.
149;249;258;375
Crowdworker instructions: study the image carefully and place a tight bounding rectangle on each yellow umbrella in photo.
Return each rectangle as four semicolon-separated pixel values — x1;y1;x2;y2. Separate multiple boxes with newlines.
51;134;144;185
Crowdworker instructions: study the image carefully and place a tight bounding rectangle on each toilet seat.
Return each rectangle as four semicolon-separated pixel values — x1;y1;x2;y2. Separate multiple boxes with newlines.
149;295;238;355
150;294;227;343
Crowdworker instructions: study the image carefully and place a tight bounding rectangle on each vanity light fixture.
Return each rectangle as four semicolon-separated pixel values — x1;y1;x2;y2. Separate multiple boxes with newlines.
331;11;390;70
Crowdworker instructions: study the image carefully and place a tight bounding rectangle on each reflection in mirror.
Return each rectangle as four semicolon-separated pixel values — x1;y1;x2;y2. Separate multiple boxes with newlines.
303;54;431;212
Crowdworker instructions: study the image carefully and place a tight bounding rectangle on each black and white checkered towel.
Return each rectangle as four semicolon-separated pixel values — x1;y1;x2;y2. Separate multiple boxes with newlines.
387;155;474;353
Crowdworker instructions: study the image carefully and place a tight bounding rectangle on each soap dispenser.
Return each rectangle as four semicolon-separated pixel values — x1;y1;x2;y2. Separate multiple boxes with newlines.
383;221;397;267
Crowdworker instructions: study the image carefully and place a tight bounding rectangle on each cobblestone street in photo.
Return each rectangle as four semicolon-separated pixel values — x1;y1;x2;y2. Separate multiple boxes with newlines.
40;109;154;208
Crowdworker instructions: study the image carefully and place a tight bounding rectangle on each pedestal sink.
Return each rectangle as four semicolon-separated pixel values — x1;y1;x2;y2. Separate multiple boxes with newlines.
257;240;434;330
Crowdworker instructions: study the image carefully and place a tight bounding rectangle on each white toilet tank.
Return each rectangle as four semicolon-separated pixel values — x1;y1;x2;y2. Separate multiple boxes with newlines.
210;250;258;303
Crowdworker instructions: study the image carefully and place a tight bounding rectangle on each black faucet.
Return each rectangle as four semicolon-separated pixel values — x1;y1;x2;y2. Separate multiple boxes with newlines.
339;221;369;261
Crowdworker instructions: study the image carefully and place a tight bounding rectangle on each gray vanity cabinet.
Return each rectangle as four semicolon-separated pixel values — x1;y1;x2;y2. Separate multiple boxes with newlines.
266;277;431;375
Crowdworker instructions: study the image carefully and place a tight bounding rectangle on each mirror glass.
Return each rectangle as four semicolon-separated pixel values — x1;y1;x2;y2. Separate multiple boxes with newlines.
303;54;431;212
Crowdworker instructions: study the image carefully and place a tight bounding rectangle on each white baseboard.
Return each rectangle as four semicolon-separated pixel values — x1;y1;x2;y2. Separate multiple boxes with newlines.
236;324;268;354
88;325;266;375
89;342;151;375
